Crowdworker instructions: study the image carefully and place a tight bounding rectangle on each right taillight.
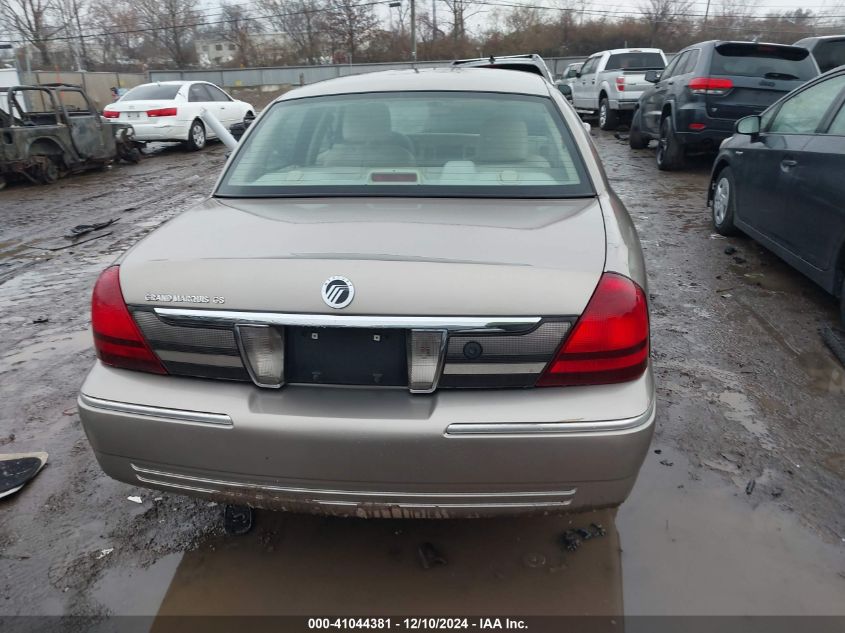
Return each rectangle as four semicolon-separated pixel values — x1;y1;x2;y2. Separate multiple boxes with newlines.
536;272;649;387
147;107;177;117
91;266;167;374
689;77;734;96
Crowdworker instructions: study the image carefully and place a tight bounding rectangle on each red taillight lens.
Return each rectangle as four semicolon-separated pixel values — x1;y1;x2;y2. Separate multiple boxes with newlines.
91;266;166;374
102;109;119;118
147;107;177;117
689;77;734;95
536;273;649;387
616;76;626;91
689;123;706;130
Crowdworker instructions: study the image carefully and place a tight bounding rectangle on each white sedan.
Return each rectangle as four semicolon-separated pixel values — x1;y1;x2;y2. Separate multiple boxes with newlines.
103;81;255;150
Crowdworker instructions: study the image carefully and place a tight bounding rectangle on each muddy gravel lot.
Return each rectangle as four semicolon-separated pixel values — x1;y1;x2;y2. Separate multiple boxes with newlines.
0;133;843;621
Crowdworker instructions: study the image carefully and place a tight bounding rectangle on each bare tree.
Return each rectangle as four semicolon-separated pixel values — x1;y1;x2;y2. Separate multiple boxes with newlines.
323;0;377;62
0;0;61;64
441;0;480;51
259;0;324;64
638;0;694;47
217;1;263;67
134;0;198;67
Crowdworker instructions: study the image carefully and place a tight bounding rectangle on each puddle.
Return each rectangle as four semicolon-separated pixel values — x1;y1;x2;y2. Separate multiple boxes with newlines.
1;330;91;366
78;453;845;618
716;390;776;450
797;351;845;396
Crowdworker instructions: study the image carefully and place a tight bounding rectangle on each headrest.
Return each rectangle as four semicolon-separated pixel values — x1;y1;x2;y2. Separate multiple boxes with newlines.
343;102;392;143
477;117;529;163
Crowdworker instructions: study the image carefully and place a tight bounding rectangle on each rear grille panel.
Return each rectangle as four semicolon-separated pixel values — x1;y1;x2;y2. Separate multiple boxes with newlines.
130;307;574;391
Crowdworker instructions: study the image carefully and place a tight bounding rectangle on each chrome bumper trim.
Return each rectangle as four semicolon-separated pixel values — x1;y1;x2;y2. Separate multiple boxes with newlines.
79;394;232;427
130;464;577;500
135;474;574;509
445;400;655;436
154;308;541;333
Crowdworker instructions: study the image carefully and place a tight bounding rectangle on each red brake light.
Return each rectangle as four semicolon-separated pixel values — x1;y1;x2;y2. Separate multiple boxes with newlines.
147;107;177;117
689;77;734;95
91;266;166;374
537;273;649;387
616;76;625;91
102;109;119;118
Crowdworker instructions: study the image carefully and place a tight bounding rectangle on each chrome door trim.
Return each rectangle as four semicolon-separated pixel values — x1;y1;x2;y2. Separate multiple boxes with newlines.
154;308;541;333
79;394;233;427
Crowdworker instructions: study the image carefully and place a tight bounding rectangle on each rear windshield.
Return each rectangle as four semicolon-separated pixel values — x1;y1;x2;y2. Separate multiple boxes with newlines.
120;84;181;101
605;52;665;71
711;44;818;81
814;39;845;73
216;91;594;199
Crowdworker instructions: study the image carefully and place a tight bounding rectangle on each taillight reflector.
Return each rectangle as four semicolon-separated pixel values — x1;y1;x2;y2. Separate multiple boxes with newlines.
102;110;119;118
147;107;177;117
689;123;706;130
616;76;625;91
536;273;649;387
689;77;734;95
91;266;166;374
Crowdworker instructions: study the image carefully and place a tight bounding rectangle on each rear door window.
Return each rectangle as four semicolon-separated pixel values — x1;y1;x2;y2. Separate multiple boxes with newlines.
768;75;845;134
188;84;213;102
813;39;845;73
710;44;817;81
679;49;700;75
605;52;665;71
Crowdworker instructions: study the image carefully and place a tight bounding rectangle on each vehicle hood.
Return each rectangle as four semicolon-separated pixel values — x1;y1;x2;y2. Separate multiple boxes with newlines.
119;197;607;316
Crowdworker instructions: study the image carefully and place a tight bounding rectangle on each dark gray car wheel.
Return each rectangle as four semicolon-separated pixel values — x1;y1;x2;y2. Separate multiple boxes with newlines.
186;120;206;151
712;166;739;236
629;108;648;149
656;116;685;171
599;98;619;131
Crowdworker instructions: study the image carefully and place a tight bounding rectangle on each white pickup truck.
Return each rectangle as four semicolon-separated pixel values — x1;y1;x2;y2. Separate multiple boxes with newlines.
571;48;667;130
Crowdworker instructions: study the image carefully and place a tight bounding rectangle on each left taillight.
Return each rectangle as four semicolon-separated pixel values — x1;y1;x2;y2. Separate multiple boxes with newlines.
536;272;649;387
91;266;167;374
102;109;119;118
689;77;734;96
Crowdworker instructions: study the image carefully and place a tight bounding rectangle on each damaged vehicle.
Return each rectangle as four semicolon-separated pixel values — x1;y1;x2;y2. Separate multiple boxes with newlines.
0;84;140;189
78;69;655;518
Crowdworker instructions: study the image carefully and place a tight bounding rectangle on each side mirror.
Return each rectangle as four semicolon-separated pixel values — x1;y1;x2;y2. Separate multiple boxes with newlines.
736;115;761;137
557;83;572;98
575;70;582;78
229;122;246;141
644;70;661;83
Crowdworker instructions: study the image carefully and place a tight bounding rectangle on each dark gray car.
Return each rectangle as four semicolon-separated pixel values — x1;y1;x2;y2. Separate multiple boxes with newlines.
707;67;845;324
794;35;845;74
629;41;819;170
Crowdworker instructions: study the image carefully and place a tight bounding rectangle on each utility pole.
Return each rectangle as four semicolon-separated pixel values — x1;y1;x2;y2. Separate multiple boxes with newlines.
73;0;88;70
410;0;417;62
432;0;437;41
703;0;712;30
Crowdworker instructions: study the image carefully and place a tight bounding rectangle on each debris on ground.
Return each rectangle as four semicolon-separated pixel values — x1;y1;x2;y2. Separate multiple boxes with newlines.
223;504;254;536
771;487;784;498
127;495;142;504
614;132;629;142
65;218;120;239
0;452;48;499
560;523;606;552
746;479;756;495
733;256;747;264
654;449;662;454
660;459;674;467
95;548;114;560
32;317;49;324
418;541;447;569
724;246;737;255
522;552;546;568
29;232;114;252
820;325;845;368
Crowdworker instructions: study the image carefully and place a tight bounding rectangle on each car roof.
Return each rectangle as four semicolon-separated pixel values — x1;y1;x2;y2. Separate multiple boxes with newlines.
595;48;663;55
795;34;845;45
276;68;551;102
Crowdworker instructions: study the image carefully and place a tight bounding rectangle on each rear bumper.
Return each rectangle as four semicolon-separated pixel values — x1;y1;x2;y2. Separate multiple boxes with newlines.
608;98;640;111
79;363;656;518
126;120;190;142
